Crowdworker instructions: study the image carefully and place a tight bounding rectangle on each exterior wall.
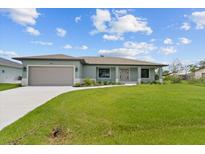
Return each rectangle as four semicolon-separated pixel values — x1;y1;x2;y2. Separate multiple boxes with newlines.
96;67;116;82
130;68;138;81
20;59;159;86
21;60;83;85
82;65;96;80
0;65;22;83
82;65;116;82
194;68;205;79
141;67;155;83
82;65;156;83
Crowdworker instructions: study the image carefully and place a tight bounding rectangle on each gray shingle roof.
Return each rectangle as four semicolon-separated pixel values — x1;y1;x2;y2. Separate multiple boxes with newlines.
0;57;22;68
81;56;167;66
13;54;82;61
13;54;167;66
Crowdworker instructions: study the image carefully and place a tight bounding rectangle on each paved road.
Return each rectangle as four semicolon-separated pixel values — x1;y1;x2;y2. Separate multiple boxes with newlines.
0;85;124;130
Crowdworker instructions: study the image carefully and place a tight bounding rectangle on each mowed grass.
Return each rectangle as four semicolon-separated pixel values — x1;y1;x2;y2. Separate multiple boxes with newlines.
0;83;21;91
1;84;205;144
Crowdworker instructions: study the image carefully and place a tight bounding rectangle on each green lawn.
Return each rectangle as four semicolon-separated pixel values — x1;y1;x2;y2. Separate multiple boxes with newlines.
1;84;205;144
0;83;21;91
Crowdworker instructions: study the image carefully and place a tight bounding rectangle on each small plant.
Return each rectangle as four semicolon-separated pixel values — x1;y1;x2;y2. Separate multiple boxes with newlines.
170;75;182;83
73;82;81;87
103;81;108;85
83;78;94;86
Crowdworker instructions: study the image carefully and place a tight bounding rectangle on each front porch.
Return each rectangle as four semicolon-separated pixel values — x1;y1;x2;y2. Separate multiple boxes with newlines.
96;66;163;84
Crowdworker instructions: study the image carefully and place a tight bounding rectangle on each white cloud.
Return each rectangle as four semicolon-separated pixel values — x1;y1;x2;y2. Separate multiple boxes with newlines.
190;11;205;29
31;41;53;46
92;9;111;33
0;49;18;58
110;14;152;35
26;27;40;36
56;28;67;37
163;38;173;45
63;44;88;50
63;44;72;49
180;22;191;31
102;34;124;41
160;47;177;55
113;9;128;17
79;45;88;50
0;8;40;26
98;41;156;59
179;37;192;45
75;16;81;23
123;41;156;51
150;38;156;42
91;9;152;36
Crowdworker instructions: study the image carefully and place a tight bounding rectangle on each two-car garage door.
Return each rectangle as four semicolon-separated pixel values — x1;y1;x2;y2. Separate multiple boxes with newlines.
28;66;74;86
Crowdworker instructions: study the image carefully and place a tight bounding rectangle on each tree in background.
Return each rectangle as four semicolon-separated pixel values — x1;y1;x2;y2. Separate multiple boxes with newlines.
169;59;183;74
199;60;205;68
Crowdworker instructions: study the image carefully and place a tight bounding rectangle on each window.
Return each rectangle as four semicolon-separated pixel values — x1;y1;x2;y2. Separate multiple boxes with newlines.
141;69;149;78
99;68;110;78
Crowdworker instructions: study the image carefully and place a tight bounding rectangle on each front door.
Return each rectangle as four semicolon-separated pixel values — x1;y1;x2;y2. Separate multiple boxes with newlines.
120;69;129;81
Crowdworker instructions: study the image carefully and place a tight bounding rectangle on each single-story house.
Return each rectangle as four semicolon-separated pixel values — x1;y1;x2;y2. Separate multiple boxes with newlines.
193;67;205;79
0;57;22;83
13;54;167;86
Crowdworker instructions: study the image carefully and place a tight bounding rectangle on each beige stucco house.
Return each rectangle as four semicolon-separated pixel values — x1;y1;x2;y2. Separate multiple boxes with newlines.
14;54;167;86
194;67;205;79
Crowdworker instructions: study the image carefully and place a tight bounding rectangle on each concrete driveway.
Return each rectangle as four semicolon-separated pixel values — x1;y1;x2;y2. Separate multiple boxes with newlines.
0;85;124;130
0;86;82;130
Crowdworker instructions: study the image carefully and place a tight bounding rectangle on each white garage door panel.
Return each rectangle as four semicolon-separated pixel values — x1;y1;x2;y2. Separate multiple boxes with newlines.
29;66;74;86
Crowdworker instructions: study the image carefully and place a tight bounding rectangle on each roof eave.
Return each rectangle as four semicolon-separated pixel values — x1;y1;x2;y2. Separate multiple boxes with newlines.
13;57;83;61
84;63;168;67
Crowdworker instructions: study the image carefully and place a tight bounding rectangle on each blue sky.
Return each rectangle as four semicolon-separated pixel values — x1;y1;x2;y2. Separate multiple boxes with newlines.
0;8;205;64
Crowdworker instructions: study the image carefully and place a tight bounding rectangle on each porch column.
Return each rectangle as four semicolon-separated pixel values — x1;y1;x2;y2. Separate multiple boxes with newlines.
115;66;119;83
138;66;141;84
159;67;163;83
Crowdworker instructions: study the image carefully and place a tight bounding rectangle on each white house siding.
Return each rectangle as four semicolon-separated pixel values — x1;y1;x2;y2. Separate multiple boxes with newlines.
141;67;155;83
194;68;205;79
0;65;22;83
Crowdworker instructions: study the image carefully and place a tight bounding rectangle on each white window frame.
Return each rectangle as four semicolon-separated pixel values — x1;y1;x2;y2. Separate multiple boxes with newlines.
98;67;111;79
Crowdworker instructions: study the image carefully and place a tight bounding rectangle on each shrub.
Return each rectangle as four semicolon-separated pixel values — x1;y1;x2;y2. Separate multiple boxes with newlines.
73;82;81;87
187;78;205;85
151;81;159;84
103;81;108;85
170;76;182;83
97;81;104;85
164;75;172;81
83;78;95;86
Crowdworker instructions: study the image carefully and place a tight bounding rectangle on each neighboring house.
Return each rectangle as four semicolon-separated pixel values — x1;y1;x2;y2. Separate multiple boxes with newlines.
193;67;205;79
0;57;23;83
14;54;167;86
